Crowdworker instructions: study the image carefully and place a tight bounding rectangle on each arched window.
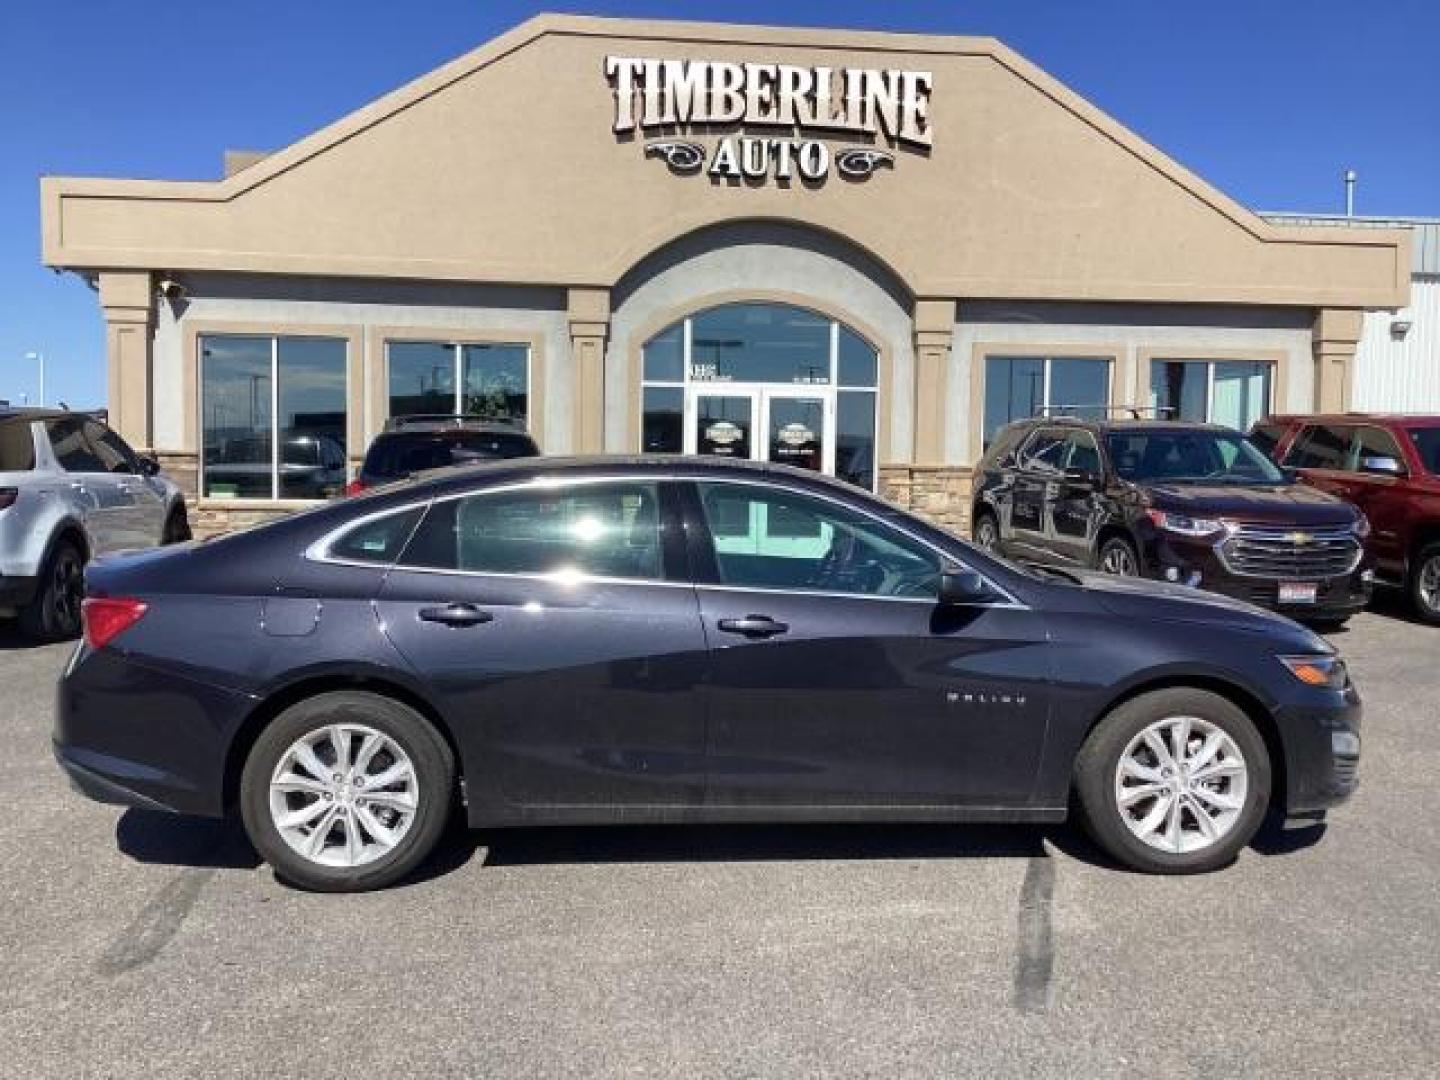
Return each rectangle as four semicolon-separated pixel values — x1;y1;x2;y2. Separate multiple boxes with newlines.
640;302;879;489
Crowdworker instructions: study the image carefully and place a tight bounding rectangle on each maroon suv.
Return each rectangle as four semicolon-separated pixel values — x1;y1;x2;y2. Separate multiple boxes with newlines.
1252;414;1440;623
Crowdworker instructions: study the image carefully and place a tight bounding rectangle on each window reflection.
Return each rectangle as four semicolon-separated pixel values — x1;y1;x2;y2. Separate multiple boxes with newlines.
387;341;530;426
202;336;273;500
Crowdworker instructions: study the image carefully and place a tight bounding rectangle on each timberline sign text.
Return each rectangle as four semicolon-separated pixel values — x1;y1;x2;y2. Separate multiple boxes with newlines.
605;56;933;183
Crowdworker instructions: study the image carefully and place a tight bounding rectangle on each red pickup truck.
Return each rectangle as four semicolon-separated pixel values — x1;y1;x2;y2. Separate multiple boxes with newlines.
1252;413;1440;623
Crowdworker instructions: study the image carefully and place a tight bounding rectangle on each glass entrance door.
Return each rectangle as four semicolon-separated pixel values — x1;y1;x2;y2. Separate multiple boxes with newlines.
688;389;831;474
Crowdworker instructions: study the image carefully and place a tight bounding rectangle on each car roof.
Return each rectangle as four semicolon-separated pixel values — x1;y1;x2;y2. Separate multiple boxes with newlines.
378;416;534;436
351;454;875;506
1262;412;1440;427
0;408;80;423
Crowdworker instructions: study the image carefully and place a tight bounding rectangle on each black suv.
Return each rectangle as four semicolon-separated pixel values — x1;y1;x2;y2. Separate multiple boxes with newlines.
971;418;1373;624
347;416;539;495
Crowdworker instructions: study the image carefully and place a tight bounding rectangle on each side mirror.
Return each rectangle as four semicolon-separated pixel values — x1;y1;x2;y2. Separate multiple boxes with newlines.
135;454;161;477
1358;454;1406;477
939;564;997;606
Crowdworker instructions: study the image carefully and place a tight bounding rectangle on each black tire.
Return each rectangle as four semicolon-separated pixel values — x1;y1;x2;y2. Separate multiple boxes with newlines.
240;691;456;893
972;510;1000;552
1074;688;1271;874
18;538;85;642
162;504;191;544
1096;535;1140;577
1408;542;1440;625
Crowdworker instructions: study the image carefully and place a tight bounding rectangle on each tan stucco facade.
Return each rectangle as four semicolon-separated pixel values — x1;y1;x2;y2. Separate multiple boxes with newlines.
39;14;1411;531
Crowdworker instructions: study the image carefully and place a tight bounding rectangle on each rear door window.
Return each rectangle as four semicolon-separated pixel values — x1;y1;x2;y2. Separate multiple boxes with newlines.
0;420;36;471
402;481;664;581
1285;424;1351;470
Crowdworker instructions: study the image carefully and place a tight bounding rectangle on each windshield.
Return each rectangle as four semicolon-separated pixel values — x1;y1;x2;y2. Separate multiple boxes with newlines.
365;430;535;478
1106;429;1285;484
1408;426;1440;475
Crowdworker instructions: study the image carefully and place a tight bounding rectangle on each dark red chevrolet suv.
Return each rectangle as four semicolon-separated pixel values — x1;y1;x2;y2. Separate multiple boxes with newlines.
1252;414;1440;623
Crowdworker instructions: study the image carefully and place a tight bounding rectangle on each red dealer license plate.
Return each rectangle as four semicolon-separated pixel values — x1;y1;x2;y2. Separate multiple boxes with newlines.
1279;581;1319;605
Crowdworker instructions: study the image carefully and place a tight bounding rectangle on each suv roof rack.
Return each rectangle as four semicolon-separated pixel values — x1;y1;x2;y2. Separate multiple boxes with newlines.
1037;405;1178;420
382;414;526;433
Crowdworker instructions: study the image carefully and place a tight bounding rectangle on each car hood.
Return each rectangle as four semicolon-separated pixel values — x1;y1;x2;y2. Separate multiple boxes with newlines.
1145;481;1357;525
1063;569;1332;648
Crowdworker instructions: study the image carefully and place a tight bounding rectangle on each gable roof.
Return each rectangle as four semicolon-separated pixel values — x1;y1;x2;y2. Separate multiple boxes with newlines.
41;14;1410;309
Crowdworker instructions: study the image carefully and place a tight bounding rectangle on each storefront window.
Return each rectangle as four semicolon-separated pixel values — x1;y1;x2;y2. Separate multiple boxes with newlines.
639;303;879;489
387;341;529;426
1149;359;1271;430
983;356;1110;447
201;334;347;501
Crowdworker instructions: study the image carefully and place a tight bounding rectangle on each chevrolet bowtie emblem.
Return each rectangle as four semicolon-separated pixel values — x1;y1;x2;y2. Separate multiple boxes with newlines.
1289;531;1313;545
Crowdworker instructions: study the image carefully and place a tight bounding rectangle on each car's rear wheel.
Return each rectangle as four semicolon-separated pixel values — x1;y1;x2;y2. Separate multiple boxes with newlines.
972;511;1000;552
162;505;191;544
1074;688;1270;874
240;691;455;892
1409;542;1440;625
1097;535;1140;577
19;538;84;641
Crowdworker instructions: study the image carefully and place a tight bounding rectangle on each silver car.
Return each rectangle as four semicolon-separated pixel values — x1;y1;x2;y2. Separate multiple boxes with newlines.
0;409;188;640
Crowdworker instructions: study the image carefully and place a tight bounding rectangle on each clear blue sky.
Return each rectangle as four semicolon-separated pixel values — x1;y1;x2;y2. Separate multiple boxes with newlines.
2;0;1436;409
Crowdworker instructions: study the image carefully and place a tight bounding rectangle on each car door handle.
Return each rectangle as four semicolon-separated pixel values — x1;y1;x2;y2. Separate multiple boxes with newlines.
716;614;789;639
417;603;494;628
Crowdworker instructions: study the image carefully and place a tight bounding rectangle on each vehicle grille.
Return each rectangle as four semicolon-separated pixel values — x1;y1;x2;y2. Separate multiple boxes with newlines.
1217;525;1362;580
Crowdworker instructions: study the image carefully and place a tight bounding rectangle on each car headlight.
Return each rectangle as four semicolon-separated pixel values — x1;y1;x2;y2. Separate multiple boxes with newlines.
1145;509;1231;538
1352;513;1371;539
1279;655;1350;690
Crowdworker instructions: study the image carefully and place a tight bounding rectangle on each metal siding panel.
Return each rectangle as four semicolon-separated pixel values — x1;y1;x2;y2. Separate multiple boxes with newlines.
1353;276;1440;411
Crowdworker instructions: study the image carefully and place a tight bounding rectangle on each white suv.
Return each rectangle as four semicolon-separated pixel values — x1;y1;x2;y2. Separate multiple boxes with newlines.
0;409;188;640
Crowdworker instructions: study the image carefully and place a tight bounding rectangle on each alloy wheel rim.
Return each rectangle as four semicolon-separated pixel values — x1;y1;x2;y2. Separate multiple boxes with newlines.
1419;556;1440;613
52;552;82;629
268;723;420;869
1114;715;1248;855
1101;545;1136;576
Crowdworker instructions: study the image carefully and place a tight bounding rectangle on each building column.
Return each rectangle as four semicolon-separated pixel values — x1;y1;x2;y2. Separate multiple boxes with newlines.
912;298;956;463
98;271;155;451
568;287;610;454
1312;308;1363;413
882;298;971;534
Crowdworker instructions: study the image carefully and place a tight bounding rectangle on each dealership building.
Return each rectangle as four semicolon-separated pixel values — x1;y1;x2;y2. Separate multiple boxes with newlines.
40;14;1412;532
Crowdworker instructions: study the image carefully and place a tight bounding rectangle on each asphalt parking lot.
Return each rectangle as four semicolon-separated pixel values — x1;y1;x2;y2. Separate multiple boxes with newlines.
2;601;1437;1079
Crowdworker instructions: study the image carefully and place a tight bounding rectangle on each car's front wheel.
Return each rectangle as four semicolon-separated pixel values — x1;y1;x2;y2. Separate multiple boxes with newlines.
1074;688;1270;873
240;691;455;892
1096;535;1140;577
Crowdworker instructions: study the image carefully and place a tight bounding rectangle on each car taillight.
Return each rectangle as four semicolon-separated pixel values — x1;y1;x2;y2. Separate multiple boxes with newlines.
82;597;149;650
344;478;367;497
0;487;16;510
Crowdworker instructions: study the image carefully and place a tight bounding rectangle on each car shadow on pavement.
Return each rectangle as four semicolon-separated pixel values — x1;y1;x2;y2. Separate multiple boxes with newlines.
0;624;59;651
116;808;260;871
470;821;1052;871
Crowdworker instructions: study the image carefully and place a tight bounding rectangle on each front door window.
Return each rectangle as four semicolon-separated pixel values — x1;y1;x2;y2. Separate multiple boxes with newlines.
642;303;877;488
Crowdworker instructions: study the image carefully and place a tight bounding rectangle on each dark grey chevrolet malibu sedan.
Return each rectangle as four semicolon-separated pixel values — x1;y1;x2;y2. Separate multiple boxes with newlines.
55;457;1360;891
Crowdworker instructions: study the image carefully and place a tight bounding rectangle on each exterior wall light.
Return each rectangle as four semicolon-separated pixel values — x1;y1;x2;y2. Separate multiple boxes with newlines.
1390;319;1412;339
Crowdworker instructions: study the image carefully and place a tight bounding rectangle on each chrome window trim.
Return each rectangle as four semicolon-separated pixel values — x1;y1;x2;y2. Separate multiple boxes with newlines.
304;470;1025;608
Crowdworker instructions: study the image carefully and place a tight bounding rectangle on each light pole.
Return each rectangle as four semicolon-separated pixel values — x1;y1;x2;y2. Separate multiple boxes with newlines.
24;352;44;406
